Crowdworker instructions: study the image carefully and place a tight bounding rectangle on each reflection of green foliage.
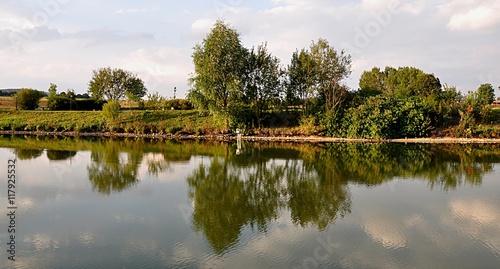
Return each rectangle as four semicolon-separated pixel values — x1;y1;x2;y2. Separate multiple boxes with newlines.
285;159;351;230
2;135;500;253
46;150;77;161
187;146;352;253
186;142;500;253
13;148;44;160
187;152;286;254
87;141;143;195
188;157;247;254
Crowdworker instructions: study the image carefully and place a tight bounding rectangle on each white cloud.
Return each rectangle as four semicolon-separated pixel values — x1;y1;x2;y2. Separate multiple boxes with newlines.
0;0;499;96
190;18;214;39
115;7;157;14
439;0;500;31
448;5;497;30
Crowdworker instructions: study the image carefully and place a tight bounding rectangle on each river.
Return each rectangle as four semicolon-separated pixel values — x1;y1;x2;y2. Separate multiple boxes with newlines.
0;135;499;269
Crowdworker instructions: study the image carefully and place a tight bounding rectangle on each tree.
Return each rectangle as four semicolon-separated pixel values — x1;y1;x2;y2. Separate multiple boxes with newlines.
309;38;352;111
359;66;441;98
287;49;315;114
244;43;283;127
47;83;58;110
48;83;57;100
476;83;495;106
16;88;44;110
188;20;248;131
88;67;147;101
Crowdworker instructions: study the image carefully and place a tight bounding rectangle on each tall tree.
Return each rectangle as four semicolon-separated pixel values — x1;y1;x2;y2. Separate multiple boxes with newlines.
88;67;147;101
188;20;247;131
309;38;352;111
244;43;283;127
287;49;315;114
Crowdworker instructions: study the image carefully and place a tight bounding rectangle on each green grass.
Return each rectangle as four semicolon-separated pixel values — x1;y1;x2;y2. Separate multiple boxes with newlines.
1;109;499;138
0;110;224;135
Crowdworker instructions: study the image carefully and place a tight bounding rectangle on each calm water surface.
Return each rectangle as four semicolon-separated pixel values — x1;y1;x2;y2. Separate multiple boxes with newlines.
0;136;499;269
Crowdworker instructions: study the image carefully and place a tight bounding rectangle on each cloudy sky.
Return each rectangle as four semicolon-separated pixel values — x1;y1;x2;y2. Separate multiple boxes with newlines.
0;0;499;98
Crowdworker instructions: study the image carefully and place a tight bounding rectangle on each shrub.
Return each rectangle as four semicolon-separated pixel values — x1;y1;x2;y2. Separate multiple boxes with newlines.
164;99;193;110
16;88;44;110
338;96;431;139
102;100;121;121
48;96;78;110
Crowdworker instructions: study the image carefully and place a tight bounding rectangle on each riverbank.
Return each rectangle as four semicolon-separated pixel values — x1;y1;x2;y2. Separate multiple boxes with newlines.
1;110;500;143
2;130;500;144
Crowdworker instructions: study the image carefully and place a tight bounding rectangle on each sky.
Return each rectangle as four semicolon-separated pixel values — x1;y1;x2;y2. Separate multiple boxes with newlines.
0;0;499;98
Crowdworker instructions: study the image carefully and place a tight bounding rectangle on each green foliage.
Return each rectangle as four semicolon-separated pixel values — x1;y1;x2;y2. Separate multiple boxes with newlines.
359;66;442;98
287;49;314;110
228;103;257;131
189;20;247;130
146;92;165;110
76;99;106;111
298;115;321;136
48;96;78;111
88;67;147;101
286;39;352;115
48;83;57;101
16;88;45;110
438;85;462;121
476;83;495;106
49;97;105;111
102;100;121;121
337;96;431;139
244;43;283;127
309;38;352;111
164;99;193;110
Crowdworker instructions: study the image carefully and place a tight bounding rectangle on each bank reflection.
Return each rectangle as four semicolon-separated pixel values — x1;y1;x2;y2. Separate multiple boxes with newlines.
186;143;500;253
2;135;500;255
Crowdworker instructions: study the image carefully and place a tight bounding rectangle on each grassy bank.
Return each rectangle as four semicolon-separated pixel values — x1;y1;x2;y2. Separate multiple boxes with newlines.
1;109;500;139
0;110;225;135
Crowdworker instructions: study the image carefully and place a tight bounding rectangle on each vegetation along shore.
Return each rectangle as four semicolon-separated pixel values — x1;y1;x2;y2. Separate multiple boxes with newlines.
1;20;499;142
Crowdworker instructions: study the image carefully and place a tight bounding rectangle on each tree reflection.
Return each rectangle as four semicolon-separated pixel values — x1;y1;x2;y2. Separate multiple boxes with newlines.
186;142;500;253
87;141;144;194
46;150;77;161
2;135;500;253
12;148;43;160
187;145;352;254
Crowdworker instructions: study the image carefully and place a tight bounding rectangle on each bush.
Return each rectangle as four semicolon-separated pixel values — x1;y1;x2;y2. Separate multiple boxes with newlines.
228;104;257;130
48;96;78;110
102;100;121;121
164;99;193;110
16;88;44;110
76;99;106;110
49;97;105;111
335;96;431;139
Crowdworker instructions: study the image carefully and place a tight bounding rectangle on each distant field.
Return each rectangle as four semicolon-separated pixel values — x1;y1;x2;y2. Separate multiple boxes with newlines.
0;97;48;109
0;97;15;109
0;97;137;110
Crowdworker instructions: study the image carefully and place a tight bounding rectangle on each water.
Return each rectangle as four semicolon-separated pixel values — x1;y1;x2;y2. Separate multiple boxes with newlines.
0;136;499;269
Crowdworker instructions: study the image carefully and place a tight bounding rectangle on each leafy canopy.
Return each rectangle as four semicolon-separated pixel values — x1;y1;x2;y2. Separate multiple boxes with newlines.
359;66;442;98
476;83;495;106
188;20;247;129
16;88;45;110
88;67;147;101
